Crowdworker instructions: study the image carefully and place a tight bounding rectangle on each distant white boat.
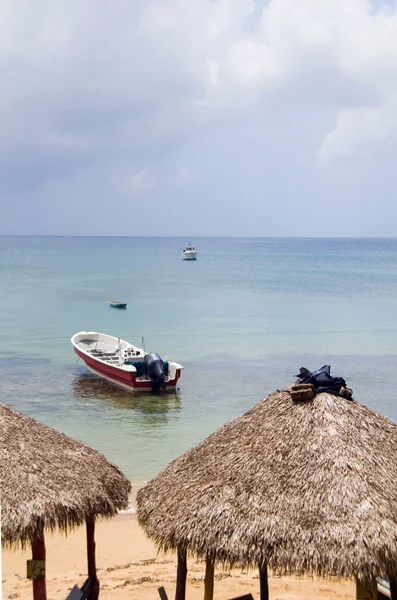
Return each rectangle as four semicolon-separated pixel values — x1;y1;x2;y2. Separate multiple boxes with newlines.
181;243;197;260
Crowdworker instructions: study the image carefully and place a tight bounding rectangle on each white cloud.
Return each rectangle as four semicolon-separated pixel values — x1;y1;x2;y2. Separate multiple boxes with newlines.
177;166;198;183
124;169;156;194
3;0;397;234
317;102;397;163
2;0;397;165
137;0;397;163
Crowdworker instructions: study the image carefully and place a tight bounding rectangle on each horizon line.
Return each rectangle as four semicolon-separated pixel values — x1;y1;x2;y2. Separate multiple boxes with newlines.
0;234;396;240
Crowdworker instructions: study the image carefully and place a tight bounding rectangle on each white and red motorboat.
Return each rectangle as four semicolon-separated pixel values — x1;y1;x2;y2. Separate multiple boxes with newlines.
71;331;183;392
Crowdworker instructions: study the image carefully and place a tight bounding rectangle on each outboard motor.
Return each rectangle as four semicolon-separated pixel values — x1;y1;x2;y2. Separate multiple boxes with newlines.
144;353;166;392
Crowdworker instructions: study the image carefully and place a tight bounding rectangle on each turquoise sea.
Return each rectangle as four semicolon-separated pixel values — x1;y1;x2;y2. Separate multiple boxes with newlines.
1;236;397;502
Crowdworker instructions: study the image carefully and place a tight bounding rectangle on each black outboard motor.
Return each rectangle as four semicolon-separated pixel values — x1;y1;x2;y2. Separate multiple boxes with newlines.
144;353;166;392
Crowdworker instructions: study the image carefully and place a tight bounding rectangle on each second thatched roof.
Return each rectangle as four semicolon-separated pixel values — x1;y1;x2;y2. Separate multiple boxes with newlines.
137;388;397;580
1;402;131;547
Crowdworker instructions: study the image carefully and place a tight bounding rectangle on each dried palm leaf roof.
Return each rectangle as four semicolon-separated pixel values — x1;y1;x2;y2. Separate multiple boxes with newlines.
137;388;397;580
0;402;131;547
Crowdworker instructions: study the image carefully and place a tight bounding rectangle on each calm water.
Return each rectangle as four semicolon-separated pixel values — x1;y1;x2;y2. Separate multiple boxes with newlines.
1;236;397;499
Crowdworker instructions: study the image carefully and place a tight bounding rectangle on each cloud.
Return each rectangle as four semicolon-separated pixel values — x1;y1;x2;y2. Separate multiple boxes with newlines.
177;166;198;183
2;0;397;234
1;1;395;160
317;103;397;163
124;169;156;194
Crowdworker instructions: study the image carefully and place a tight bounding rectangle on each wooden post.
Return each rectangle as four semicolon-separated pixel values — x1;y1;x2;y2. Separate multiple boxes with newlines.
86;516;100;600
175;547;187;600
204;555;215;600
259;563;269;600
389;578;397;600
355;578;377;599
0;505;2;600
31;536;47;600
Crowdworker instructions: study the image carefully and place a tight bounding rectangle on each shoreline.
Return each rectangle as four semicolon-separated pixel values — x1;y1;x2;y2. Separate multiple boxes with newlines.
3;513;356;599
122;479;147;514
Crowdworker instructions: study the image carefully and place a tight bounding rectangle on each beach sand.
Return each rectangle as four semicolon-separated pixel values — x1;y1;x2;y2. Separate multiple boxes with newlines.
3;514;355;600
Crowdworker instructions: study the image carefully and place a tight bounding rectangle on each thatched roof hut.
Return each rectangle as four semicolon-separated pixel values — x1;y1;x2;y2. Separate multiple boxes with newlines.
137;387;397;599
0;401;131;600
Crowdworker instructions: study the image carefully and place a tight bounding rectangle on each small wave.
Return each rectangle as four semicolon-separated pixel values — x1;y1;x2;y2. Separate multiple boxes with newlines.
118;507;136;515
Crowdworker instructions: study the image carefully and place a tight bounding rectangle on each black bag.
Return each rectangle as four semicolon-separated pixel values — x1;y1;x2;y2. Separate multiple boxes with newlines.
295;365;347;396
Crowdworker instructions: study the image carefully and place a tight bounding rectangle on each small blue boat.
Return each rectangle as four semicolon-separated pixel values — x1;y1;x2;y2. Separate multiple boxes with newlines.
107;301;127;309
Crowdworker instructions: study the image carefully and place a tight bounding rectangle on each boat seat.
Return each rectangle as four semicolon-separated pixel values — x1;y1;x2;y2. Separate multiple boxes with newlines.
91;350;117;357
125;361;148;377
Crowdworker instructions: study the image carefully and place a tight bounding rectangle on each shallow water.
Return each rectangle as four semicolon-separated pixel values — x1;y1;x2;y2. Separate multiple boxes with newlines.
1;236;396;491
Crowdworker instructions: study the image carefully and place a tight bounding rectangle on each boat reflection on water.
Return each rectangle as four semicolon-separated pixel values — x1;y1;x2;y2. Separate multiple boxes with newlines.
71;373;181;416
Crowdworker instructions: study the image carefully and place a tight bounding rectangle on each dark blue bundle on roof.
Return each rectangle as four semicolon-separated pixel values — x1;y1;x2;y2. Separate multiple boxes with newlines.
295;365;352;399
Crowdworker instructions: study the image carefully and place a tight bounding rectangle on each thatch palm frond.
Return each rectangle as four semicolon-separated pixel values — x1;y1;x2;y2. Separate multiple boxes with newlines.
0;402;131;547
137;389;397;580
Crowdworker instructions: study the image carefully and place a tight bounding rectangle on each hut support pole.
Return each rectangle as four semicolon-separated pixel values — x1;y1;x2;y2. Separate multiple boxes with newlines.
175;548;187;600
86;516;100;600
203;555;215;600
31;536;46;600
259;564;269;600
389;578;397;600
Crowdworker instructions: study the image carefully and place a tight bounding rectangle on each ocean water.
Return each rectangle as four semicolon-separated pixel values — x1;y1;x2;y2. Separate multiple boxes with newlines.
1;236;397;499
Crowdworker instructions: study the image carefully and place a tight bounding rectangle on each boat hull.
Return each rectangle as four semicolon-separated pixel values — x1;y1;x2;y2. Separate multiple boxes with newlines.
182;252;197;260
73;346;181;392
108;302;127;309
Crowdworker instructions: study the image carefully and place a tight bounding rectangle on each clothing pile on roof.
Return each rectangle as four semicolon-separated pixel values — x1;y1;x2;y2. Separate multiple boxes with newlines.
290;365;353;401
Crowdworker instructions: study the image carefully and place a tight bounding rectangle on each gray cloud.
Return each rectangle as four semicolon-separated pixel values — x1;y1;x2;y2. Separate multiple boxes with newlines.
2;0;397;235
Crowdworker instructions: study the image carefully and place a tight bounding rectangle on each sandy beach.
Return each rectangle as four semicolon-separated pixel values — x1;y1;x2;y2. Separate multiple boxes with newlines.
3;514;355;600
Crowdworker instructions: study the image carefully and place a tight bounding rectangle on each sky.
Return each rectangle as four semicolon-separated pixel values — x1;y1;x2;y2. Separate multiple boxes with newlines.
1;0;397;237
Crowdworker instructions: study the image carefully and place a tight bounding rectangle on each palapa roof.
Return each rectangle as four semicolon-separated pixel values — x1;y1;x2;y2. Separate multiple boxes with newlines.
0;402;131;547
137;388;397;580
